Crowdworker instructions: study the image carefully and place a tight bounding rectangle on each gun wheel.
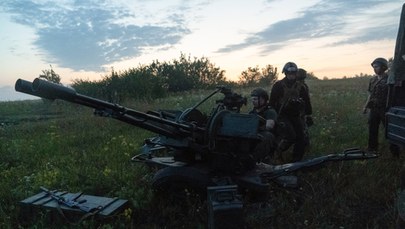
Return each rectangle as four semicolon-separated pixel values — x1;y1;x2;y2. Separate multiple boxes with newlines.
151;166;212;201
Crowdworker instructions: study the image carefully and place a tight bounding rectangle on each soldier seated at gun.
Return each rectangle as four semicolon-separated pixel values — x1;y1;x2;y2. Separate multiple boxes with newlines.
249;88;278;162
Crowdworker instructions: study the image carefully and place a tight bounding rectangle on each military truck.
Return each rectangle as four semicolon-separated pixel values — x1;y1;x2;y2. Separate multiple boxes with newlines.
386;3;405;147
388;4;405;228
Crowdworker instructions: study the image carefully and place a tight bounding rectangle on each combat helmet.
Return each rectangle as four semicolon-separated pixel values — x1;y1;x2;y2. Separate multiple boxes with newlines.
251;88;269;101
297;68;307;81
371;57;388;69
282;62;298;74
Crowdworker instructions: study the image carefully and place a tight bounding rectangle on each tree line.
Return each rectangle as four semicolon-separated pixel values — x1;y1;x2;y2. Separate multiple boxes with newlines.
39;53;319;102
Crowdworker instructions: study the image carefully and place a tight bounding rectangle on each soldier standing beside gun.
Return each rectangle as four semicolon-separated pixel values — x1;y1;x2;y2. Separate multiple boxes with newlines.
297;68;314;151
363;57;400;156
269;62;312;163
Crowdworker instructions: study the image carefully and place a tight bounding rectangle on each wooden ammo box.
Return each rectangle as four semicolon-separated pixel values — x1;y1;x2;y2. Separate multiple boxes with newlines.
207;185;244;229
386;106;405;145
20;189;129;221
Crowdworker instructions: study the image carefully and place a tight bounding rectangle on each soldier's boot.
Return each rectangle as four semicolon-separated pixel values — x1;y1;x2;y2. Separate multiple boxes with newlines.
272;139;290;164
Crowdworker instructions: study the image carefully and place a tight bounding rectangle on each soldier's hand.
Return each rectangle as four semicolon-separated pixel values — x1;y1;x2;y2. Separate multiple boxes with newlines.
266;119;275;130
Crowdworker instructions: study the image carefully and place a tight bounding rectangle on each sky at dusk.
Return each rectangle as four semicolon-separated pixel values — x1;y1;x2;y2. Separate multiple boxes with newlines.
0;0;404;90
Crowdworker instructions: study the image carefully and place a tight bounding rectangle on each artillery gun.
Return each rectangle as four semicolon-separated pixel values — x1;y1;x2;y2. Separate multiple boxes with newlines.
16;78;377;227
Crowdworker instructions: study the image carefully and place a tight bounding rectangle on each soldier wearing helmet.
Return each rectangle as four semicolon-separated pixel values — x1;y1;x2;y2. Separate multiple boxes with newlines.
371;57;388;70
250;88;277;131
297;68;313;150
363;57;400;156
269;62;312;163
271;62;312;115
297;68;308;86
249;88;278;162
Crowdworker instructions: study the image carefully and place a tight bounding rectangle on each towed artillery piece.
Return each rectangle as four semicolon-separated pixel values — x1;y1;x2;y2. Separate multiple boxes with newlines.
16;78;377;227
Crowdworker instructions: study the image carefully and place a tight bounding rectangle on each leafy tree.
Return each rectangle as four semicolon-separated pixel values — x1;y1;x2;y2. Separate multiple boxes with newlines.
37;66;62;105
259;64;278;85
354;73;372;78
71;78;103;98
101;68;123;103
120;65;167;100
71;54;228;100
239;66;261;87
306;72;319;80
160;57;197;92
189;56;227;88
39;65;61;84
238;65;278;87
146;53;227;92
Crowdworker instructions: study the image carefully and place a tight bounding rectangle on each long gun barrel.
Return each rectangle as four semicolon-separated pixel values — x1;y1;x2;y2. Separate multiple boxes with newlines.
260;148;377;180
15;79;56;100
15;78;201;139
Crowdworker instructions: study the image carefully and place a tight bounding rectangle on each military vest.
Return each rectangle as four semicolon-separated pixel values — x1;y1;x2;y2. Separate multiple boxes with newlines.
279;81;305;116
368;74;388;109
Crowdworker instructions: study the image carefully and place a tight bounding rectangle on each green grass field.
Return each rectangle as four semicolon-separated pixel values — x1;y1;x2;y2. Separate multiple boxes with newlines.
0;77;403;228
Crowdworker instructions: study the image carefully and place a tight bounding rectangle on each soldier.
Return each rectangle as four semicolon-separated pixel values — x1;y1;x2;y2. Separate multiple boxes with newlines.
363;57;400;156
297;68;309;91
269;62;312;162
249;88;277;162
297;68;314;151
249;88;277;131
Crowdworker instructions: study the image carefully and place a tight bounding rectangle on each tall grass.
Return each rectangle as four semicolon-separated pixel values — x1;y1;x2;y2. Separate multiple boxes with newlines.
0;77;403;228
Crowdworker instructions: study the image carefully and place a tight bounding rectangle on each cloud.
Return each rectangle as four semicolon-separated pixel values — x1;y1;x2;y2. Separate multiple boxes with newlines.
0;0;190;71
0;0;402;73
217;0;401;54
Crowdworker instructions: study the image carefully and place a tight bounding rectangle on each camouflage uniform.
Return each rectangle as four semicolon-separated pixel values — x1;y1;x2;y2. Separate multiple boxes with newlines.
366;73;389;151
297;68;313;150
270;77;312;162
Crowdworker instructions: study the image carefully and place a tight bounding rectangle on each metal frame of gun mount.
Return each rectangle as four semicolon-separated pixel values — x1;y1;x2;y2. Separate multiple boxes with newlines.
16;78;378;227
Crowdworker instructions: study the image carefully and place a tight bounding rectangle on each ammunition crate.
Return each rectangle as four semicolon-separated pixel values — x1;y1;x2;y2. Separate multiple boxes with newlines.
207;185;244;229
218;113;259;138
20;189;129;222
